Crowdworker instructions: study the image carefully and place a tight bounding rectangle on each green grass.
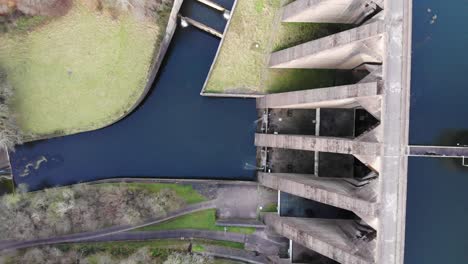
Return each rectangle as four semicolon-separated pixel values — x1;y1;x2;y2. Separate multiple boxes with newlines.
195;240;244;250
136;209;256;235
12;16;50;33
260;202;277;213
0;178;14;195
272;23;351;52
56;238;244;257
204;0;352;95
0;3;170;139
204;0;281;94
102;183;207;204
192;244;205;252
265;69;338;93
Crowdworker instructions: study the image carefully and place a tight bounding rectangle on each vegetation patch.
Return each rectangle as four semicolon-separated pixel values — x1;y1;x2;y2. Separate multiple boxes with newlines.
0;240;243;263
0;245;216;264
203;0;351;94
136;208;256;234
0;183;185;240
0;0;173;140
0;177;14;195
121;183;207;204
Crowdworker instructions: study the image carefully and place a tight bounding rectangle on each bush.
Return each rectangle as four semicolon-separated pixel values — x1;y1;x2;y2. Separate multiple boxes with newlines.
0;70;23;151
16;0;72;16
0;183;185;240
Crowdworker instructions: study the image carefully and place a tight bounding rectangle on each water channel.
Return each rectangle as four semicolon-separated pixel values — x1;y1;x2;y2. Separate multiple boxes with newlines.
406;0;468;262
10;0;257;191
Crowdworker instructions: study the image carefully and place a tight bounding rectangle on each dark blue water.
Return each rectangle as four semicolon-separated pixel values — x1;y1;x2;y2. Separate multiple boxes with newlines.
406;0;468;263
10;0;257;191
409;0;468;146
405;157;468;263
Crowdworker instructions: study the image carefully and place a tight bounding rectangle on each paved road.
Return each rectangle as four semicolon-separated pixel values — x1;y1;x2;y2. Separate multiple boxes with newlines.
0;200;216;251
82;229;247;243
73;229;276;264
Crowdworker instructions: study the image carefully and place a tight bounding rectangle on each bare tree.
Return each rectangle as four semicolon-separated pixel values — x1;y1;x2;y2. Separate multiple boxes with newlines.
0;69;22;151
0;184;186;240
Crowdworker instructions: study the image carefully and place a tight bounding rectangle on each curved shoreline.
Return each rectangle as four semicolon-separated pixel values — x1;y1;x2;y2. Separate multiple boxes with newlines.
23;0;184;143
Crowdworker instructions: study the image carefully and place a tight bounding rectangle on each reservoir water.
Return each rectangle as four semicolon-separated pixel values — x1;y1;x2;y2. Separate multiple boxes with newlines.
10;0;257;191
406;0;468;263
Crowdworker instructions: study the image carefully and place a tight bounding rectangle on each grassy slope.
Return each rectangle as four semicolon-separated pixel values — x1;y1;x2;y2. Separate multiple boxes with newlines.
204;0;281;94
136;209;256;234
118;183;207;204
0;3;164;138
204;0;352;94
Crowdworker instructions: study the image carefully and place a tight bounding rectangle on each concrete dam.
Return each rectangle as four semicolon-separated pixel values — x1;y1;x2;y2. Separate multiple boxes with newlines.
249;0;434;263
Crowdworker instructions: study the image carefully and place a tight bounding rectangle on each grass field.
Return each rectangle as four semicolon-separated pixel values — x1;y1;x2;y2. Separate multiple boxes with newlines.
203;0;351;94
107;182;207;204
136;209;256;234
0;3;168;139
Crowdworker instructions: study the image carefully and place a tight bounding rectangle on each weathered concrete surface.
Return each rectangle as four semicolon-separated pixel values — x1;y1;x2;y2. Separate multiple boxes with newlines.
269;21;384;69
203;245;269;264
196;0;226;11
264;213;376;264
408;145;468;158
255;134;381;156
358;65;383;83
375;0;412;262
258;172;377;217
282;0;380;24
216;219;266;228
355;124;382;143
291;241;340;264
216;185;261;219
256;82;382;110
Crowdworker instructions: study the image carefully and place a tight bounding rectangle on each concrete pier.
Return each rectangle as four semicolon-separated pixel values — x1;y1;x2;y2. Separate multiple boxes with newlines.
179;15;223;38
196;0;226;12
408;145;468;158
268;21;384;69
282;0;382;24
255;134;381;156
258;172;377;217
264;213;376;264
256;82;382;112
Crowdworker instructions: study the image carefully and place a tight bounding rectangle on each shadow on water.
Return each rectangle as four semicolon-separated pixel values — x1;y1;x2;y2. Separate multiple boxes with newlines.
10;0;258;191
434;129;468;172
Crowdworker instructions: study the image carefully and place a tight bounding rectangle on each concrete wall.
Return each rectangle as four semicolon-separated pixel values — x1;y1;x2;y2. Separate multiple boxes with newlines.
282;0;378;24
259;172;377;217
255;134;381;156
269;21;384;69
264;213;376;264
256;82;383;110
